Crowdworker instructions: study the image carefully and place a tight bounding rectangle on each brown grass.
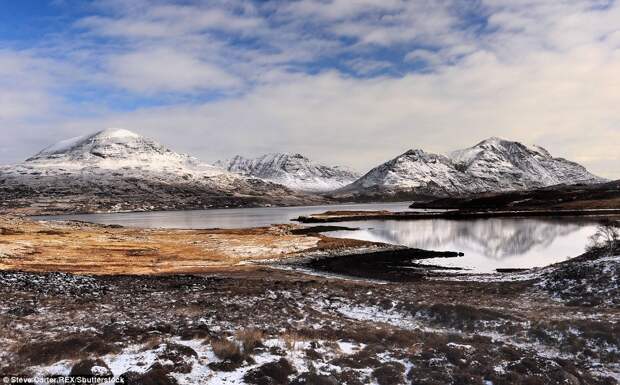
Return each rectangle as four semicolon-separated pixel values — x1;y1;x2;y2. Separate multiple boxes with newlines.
140;334;164;351
17;335;120;366
211;339;243;362
0;216;328;275
235;328;264;353
281;331;306;351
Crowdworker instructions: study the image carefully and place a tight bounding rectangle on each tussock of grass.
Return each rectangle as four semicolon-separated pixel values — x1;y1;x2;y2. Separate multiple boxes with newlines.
211;339;243;363
140;334;164;351
17;335;120;366
281;331;305;351
235;328;264;353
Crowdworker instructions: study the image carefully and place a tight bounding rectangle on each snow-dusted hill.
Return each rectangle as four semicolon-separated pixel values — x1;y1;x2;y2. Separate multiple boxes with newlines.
0;129;323;214
216;153;359;192
23;128;222;175
449;137;602;190
338;138;605;198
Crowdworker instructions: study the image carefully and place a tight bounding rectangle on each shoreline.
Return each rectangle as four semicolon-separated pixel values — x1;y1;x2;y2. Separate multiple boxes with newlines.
5;199;413;218
295;208;620;223
0;215;452;276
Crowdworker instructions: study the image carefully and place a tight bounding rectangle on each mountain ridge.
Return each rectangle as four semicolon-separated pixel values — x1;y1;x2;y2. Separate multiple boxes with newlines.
0;129;325;215
216;152;359;192
336;137;605;198
0;132;608;214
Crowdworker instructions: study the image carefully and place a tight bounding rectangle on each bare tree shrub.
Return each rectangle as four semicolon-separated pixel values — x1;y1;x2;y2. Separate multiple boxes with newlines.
587;220;619;255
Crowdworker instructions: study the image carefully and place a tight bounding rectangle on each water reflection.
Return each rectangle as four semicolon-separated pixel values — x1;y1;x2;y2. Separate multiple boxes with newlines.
35;202;414;229
330;218;597;273
37;204;597;274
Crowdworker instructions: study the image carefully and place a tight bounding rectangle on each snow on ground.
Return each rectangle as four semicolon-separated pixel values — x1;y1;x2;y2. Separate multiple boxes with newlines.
28;336;391;385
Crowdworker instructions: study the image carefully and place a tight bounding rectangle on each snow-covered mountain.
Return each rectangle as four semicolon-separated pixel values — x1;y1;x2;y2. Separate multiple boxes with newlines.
449;137;602;190
0;129;323;214
216;153;359;192
24;128;218;174
338;137;605;198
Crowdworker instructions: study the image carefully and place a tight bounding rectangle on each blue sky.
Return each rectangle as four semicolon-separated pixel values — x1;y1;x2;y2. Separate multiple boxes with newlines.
1;0;619;178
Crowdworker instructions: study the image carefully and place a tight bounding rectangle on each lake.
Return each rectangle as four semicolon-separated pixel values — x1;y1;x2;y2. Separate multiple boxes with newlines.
36;202;598;273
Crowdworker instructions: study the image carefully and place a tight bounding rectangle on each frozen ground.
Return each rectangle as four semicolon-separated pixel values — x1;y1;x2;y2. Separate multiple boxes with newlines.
0;248;618;385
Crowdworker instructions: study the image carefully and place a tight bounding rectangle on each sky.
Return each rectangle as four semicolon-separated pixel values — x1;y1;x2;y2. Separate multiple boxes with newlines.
0;0;619;178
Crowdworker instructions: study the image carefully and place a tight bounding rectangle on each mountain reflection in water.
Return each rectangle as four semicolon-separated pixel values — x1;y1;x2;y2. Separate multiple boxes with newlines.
329;218;597;273
36;203;597;274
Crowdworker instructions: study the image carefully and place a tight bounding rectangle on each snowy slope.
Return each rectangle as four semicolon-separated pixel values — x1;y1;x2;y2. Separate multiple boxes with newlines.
0;129;322;214
449;137;603;190
216;153;359;192
340;149;487;197
339;138;605;197
25;128;221;175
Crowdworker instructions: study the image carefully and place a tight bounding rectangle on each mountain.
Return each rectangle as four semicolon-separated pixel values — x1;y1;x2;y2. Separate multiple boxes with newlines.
216;153;359;192
337;149;487;197
449;137;602;190
0;129;324;215
337;137;605;199
24;128;215;174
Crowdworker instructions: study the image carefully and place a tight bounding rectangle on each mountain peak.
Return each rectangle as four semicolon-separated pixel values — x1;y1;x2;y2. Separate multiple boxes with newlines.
450;138;605;189
472;137;552;157
2;131;320;214
402;149;427;156
94;128;141;139
478;136;507;144
472;137;525;149
29;128;145;159
290;153;309;160
217;153;359;192
24;129;200;173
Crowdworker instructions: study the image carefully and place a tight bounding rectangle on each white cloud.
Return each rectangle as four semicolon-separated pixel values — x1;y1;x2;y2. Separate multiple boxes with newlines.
281;0;403;21
0;51;58;120
107;48;241;93
77;4;265;38
404;49;444;67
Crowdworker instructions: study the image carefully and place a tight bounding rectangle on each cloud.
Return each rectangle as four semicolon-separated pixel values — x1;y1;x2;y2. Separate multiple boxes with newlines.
77;4;265;39
404;49;444;67
1;0;620;181
325;1;462;46
106;48;242;93
0;51;57;120
280;0;403;21
345;58;393;75
52;42;620;178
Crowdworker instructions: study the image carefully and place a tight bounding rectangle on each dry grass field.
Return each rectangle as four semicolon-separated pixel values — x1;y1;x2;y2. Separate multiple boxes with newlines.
0;216;339;275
